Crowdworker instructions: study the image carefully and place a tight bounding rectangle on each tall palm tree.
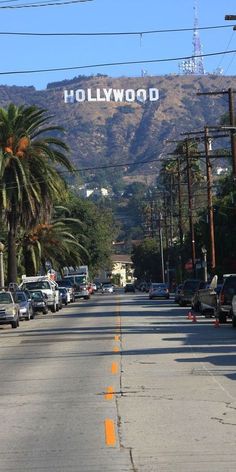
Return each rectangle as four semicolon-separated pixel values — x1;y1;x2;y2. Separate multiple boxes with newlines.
0;103;74;283
22;210;88;276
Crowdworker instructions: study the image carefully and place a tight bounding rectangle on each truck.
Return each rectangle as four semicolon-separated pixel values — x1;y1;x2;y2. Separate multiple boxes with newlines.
62;266;90;299
20;275;60;313
191;275;218;317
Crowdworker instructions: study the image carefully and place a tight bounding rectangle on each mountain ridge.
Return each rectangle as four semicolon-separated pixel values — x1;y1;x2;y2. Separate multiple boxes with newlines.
0;74;235;186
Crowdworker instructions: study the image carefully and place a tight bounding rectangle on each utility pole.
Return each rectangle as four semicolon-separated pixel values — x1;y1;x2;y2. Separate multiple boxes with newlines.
185;140;197;278
159;212;165;283
177;155;184;246
197;88;236;180
204;127;216;272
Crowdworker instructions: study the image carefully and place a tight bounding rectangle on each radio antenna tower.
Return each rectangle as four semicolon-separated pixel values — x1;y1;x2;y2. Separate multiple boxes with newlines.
179;0;205;75
192;0;205;74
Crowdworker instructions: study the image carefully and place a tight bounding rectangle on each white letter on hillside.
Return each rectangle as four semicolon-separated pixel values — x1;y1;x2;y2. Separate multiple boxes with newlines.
64;90;74;103
103;88;113;101
113;89;124;102
96;88;106;102
149;88;159;101
75;89;86;102
125;89;135;102
87;88;97;102
136;89;147;103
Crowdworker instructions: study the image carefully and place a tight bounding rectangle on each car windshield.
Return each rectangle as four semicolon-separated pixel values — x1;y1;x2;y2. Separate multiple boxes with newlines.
152;284;166;289
58;279;73;287
0;292;12;304
16;292;27;302
23;281;50;290
30;291;44;300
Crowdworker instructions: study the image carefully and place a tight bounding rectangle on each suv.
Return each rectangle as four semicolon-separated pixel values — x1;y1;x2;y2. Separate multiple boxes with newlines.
217;275;236;323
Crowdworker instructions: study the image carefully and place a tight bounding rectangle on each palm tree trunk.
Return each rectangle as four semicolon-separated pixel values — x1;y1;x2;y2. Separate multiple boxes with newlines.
24;246;35;276
7;214;17;284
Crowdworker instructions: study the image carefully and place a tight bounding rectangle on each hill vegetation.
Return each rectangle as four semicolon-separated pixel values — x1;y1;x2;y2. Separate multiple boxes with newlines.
0;74;235;188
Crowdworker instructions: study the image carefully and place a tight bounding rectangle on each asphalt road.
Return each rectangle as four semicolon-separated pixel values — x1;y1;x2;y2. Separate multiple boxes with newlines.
0;291;236;472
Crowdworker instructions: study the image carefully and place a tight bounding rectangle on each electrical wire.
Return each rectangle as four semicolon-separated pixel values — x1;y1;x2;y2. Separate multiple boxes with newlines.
0;0;92;8
0;49;235;76
0;24;233;35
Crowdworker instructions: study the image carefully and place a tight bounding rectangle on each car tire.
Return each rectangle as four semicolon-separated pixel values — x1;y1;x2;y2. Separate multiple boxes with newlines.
43;307;48;315
51;303;56;313
12;318;18;329
232;315;236;328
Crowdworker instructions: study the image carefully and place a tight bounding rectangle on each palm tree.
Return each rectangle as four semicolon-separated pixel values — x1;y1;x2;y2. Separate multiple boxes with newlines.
0;103;74;283
21;207;88;276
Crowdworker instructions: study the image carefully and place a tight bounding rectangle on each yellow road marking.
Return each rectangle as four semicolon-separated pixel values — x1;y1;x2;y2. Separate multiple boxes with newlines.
114;335;120;341
111;362;118;374
113;346;119;352
104;386;114;400
104;419;116;446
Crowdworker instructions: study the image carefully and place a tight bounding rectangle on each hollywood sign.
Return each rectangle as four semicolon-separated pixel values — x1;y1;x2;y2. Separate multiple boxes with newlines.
63;87;159;104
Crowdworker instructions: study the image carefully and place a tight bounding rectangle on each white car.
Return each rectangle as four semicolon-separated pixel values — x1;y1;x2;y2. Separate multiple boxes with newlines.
102;283;114;294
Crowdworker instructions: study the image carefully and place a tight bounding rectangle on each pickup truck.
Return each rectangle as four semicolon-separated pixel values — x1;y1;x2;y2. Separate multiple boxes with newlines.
191;276;219;317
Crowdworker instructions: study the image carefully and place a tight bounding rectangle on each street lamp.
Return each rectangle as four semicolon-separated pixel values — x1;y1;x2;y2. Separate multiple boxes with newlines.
201;247;207;282
0;242;5;290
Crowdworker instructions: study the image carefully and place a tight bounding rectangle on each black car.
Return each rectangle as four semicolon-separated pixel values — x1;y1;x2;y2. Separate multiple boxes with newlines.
30;290;48;315
124;283;135;293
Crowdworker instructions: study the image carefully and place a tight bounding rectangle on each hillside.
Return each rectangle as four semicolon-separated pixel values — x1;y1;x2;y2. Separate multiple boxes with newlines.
0;74;235;186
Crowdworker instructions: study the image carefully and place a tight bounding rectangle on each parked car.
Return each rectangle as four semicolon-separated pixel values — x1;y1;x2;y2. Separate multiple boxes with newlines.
124;283;135;293
174;284;183;303
149;283;169;300
14;290;34;320
178;279;205;306
29;290;49;315
191;276;216;316
58;287;70;305
102;283;114;294
57;279;75;302
0;291;20;328
217;275;236;323
232;295;236;327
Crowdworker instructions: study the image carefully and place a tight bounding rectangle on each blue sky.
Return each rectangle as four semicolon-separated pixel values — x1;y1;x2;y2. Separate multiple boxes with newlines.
0;0;236;90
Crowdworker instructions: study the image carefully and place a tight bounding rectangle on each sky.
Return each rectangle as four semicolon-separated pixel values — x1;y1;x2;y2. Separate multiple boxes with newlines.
0;0;236;90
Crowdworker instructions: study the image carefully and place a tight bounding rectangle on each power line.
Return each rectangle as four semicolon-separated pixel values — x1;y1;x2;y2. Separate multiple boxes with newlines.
0;152;231;192
0;0;92;8
0;24;233;36
0;49;235;76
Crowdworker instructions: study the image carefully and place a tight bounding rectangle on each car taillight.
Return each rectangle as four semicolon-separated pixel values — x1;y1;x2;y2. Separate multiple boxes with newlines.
220;292;224;304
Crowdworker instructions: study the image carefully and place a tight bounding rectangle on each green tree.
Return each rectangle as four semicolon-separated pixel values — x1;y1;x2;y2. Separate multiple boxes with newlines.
0;104;74;283
131;239;163;281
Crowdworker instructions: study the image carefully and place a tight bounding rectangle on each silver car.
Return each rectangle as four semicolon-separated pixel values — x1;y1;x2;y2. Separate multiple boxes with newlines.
102;283;114;294
0;291;20;328
14;291;34;320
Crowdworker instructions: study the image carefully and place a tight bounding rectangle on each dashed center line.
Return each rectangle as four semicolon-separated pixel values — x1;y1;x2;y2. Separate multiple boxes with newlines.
104;419;116;446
